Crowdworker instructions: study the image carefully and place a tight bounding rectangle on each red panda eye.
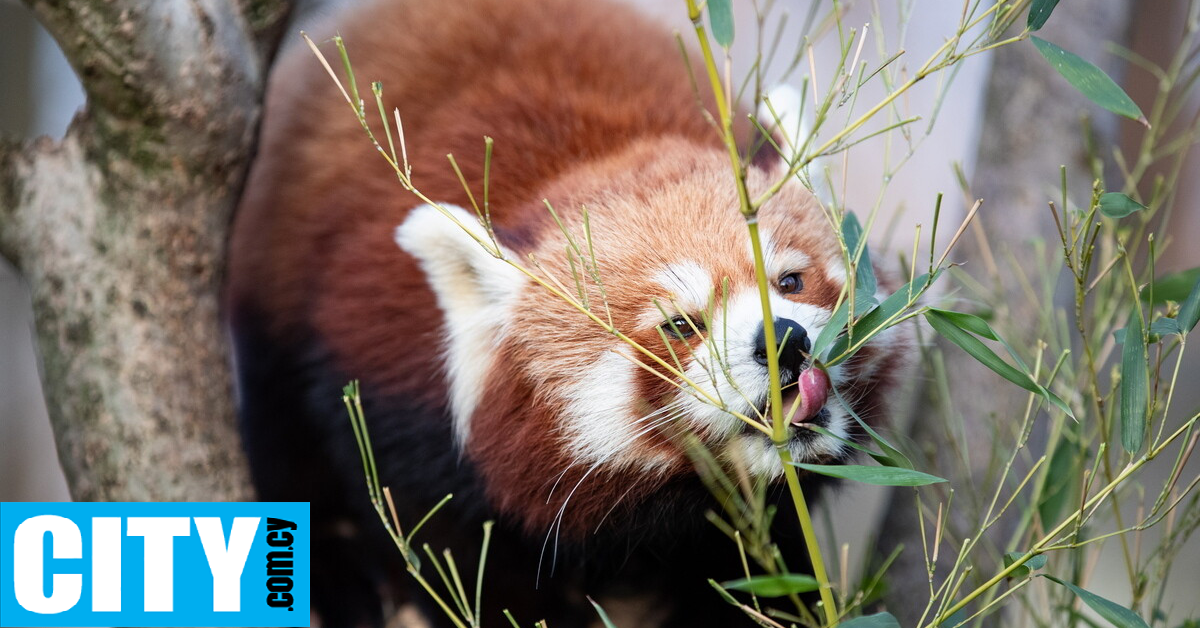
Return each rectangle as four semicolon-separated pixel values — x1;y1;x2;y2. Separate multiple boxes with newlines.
779;272;804;294
662;315;703;339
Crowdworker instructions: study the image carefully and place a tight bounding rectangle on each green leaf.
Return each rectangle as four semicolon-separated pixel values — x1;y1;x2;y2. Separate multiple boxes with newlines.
1114;318;1182;344
842;212;878;309
1179;276;1200;333
1003;552;1048;578
809;425;901;469
1027;0;1060;30
1155;318;1184;336
1038;421;1083;530
827;386;915;469
927;308;1036;373
1031;37;1147;125
708;0;734;48
1120;309;1148;453
722;574;819;597
588;597;619;628
1140;267;1200;304
925;309;1040;393
793;463;947;486
815;298;851;361
1099;192;1147;218
942;609;970;628
828;270;941;363
927;308;1000;340
837;612;902;628
925;309;1074;418
1044;576;1150;628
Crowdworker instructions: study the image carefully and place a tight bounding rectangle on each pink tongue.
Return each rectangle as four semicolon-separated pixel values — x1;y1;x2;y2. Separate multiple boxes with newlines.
793;368;830;425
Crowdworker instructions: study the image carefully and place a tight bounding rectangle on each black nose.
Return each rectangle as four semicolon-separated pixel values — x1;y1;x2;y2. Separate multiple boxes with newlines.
753;318;812;377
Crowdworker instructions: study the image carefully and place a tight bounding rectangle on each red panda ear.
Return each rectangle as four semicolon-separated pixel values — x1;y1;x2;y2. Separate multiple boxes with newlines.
395;203;525;306
756;84;805;174
757;84;831;204
395;203;527;443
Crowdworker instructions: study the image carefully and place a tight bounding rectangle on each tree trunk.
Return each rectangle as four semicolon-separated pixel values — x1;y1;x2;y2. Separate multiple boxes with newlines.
0;0;290;501
876;1;1135;624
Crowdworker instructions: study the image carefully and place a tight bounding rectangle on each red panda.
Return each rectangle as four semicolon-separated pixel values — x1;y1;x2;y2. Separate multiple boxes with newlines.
225;0;908;625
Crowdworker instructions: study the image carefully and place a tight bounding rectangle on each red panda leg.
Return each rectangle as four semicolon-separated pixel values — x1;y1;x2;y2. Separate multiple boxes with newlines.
228;301;391;628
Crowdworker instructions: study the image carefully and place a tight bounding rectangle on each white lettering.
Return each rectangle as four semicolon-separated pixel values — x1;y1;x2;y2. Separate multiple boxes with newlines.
126;517;190;612
195;517;260;612
13;515;82;614
91;517;121;611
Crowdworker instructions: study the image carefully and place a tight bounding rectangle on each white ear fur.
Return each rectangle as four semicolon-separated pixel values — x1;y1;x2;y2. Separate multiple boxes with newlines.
758;84;805;162
395;203;526;445
757;84;832;204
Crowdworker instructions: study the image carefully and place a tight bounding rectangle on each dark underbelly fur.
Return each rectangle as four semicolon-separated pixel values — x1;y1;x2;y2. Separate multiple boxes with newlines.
230;303;829;628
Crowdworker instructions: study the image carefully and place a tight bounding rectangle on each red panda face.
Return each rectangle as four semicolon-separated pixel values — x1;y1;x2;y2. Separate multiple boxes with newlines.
395;138;907;533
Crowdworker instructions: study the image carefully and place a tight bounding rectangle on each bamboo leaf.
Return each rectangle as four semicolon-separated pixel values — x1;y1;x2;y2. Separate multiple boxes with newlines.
1113;318;1181;344
926;309;1074;418
925;310;1040;393
1031;37;1147;125
708;0;734;48
943;609;970;628
1003;552;1048;578
837;612;902;628
927;308;1036;373
1179;276;1200;332
842;212;878;308
828;386;915;469
828;270;941;363
815;299;851;361
926;308;999;340
1120;309;1148;453
722;574;819;596
1141;267;1200;304
1150;318;1182;337
1038;421;1083;530
792;463;947;486
1099;192;1147;218
1027;0;1060;30
809;425;900;468
1041;388;1076;422
1044;577;1150;628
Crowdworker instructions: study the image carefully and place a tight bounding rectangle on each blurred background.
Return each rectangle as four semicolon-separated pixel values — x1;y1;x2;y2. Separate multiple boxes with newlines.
2;0;1198;623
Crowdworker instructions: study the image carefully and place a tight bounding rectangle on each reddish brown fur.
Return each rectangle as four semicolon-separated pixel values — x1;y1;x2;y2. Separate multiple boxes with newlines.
227;1;913;624
229;0;901;555
228;0;767;533
230;0;728;349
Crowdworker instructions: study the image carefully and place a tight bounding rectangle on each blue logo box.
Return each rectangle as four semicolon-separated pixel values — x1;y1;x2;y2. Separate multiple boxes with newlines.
0;502;309;627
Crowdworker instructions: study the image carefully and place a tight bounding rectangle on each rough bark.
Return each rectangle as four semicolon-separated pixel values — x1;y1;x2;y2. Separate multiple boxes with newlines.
0;0;290;500
876;2;1135;624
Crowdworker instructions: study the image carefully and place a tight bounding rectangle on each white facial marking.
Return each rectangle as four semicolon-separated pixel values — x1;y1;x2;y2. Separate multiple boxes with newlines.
395;203;526;446
825;257;848;286
763;240;812;279
652;261;713;316
561;346;675;472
